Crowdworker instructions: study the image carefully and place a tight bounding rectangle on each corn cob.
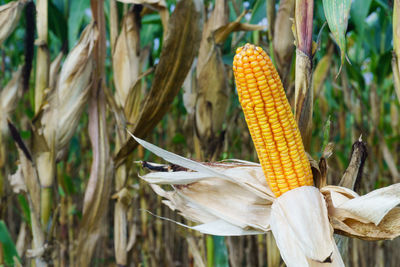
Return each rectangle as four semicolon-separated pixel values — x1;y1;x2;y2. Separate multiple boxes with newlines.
233;43;313;197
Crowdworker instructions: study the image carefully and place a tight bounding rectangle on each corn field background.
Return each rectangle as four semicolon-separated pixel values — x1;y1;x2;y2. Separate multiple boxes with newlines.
1;0;400;266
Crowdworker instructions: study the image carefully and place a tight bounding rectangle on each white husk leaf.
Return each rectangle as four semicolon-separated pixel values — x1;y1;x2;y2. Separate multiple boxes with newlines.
270;186;344;267
41;23;98;150
322;185;400;240
132;134;274;199
337;183;400;225
0;0;25;45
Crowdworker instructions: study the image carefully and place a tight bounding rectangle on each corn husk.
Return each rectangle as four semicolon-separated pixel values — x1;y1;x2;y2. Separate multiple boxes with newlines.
0;0;25;45
132;134;400;266
270;186;343;266
48;52;63;91
39;23;98;152
113;9;140;109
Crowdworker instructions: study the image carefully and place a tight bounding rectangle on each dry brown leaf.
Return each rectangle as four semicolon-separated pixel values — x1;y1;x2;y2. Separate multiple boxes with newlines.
115;0;204;165
294;49;313;150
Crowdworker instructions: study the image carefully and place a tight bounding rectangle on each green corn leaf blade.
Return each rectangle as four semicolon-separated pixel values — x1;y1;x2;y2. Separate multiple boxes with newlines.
322;0;352;69
350;0;372;35
67;0;90;49
0;221;21;266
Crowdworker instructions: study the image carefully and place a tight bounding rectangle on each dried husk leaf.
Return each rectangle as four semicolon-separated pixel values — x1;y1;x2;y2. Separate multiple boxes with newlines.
39;23;98;152
270;186;343;266
115;0;203;164
0;0;25;45
322;185;400;240
48;52;63;91
294;50;313;149
113;8;140;108
0;67;22;134
195;46;228;158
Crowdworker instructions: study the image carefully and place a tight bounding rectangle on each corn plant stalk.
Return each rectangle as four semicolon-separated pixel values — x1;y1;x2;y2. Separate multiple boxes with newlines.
294;0;314;150
111;6;142;265
273;0;295;89
34;0;49;114
75;1;112;265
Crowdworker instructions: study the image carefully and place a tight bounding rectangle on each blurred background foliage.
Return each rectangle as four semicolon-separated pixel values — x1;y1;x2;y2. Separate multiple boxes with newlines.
0;0;400;266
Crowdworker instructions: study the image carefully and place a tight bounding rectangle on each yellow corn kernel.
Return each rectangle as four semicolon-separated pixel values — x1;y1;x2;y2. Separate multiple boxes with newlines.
233;43;313;197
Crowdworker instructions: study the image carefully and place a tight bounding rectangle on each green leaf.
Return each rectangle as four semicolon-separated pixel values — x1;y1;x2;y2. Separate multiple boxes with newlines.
322;0;352;69
250;0;266;24
17;194;31;226
49;1;68;45
0;221;21;266
67;0;90;49
350;0;372;34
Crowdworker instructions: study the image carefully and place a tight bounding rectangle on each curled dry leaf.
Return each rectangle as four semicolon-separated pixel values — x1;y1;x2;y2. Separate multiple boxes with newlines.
115;0;204;165
0;0;26;45
132;134;400;267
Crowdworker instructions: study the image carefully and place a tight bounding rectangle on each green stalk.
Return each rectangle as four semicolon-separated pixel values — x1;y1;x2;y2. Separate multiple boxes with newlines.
206;236;214;267
34;0;51;229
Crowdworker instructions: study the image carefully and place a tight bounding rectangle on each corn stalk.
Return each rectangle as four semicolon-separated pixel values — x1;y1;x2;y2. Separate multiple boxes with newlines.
75;0;112;265
34;0;49;114
294;0;314;150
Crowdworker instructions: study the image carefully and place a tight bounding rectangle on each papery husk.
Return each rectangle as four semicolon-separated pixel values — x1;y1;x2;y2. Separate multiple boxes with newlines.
113;8;140;109
48;52;63;91
39;23;98;152
0;0;25;45
0;67;23;134
193;0;228;159
322;185;400;240
133;135;274;234
270;186;343;267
